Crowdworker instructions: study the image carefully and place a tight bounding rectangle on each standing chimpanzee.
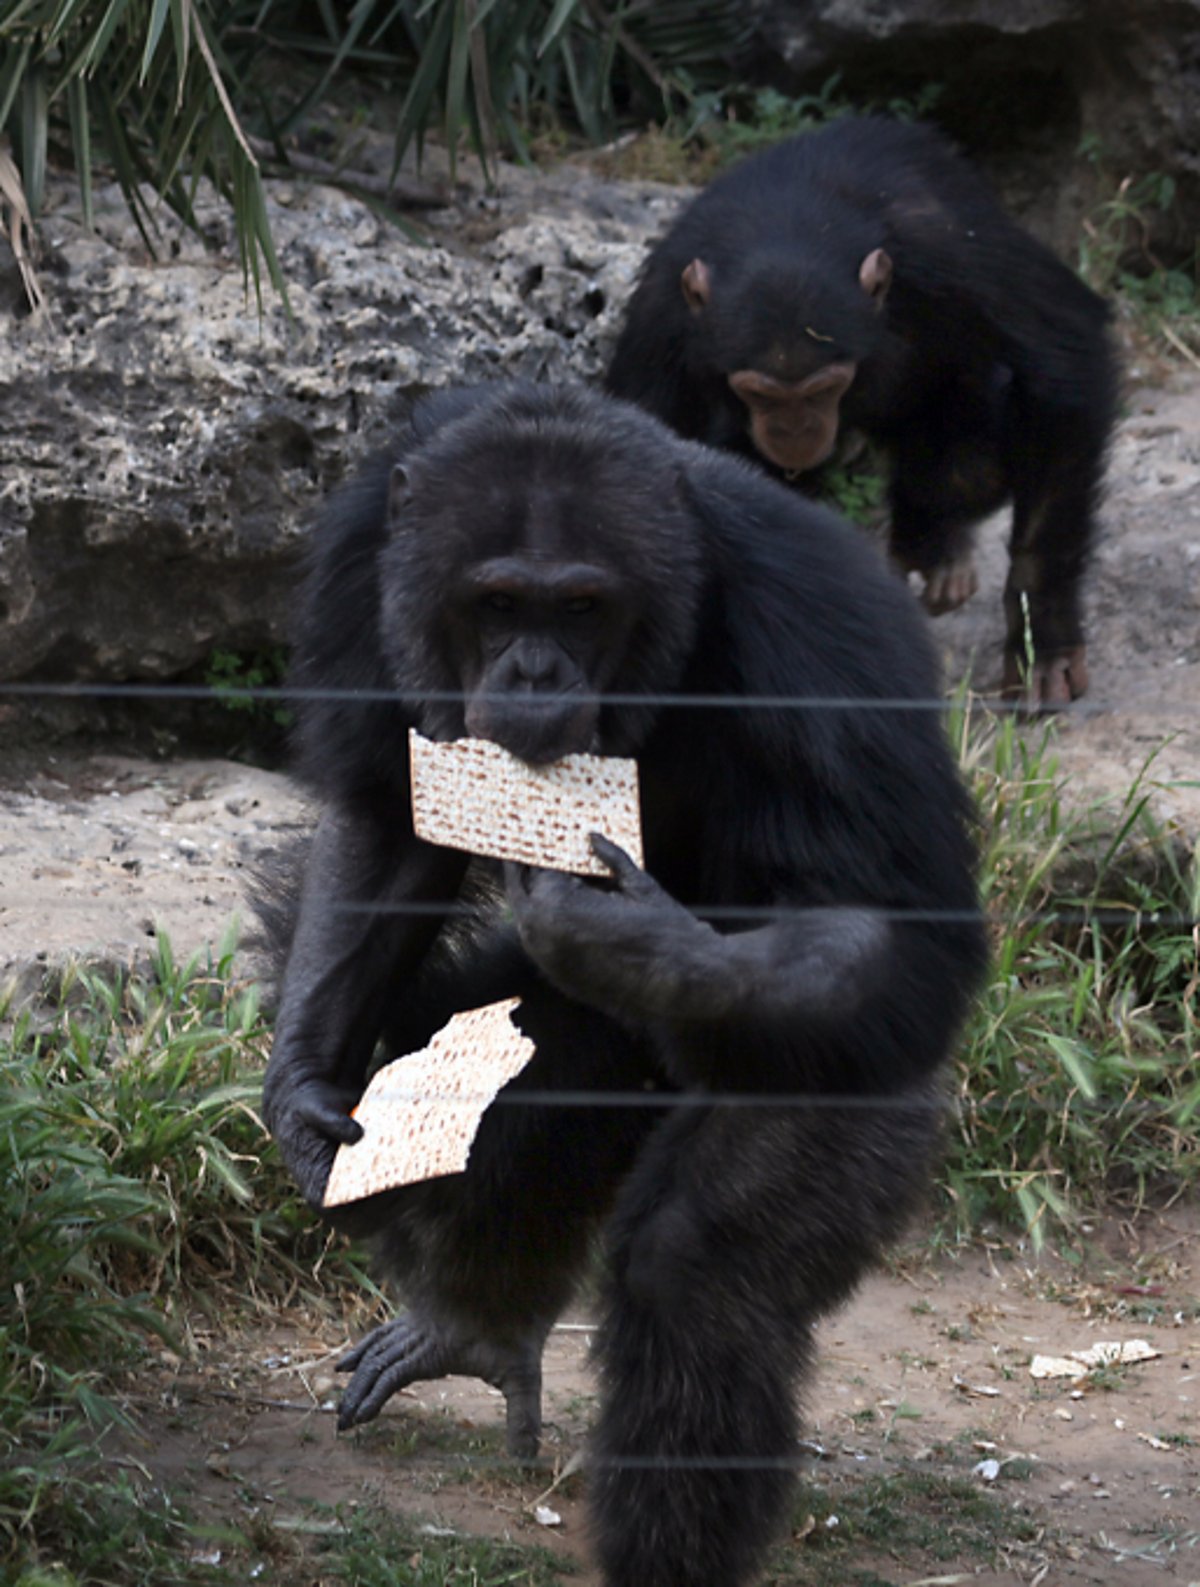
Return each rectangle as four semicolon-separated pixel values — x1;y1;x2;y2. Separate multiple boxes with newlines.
605;116;1120;709
259;383;987;1587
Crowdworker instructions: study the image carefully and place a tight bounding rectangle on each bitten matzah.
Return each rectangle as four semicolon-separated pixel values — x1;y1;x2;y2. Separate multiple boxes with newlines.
409;729;643;875
323;999;535;1208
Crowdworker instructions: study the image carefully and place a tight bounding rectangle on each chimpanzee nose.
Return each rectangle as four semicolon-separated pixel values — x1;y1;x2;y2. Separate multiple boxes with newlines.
513;641;563;689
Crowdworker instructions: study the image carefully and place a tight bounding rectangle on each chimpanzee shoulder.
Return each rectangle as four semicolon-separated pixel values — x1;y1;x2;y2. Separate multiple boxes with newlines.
669;444;979;913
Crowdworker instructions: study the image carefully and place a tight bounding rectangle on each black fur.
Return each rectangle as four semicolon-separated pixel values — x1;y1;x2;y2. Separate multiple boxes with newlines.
258;383;987;1587
605;116;1119;708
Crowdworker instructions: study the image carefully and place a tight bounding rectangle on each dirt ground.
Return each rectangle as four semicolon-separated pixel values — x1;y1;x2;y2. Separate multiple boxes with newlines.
129;1205;1200;1585
4;367;1200;1580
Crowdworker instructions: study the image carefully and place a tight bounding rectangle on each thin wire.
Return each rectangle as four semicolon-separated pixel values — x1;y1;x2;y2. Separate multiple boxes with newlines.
3;895;1197;928
327;1088;1194;1116
318;1451;856;1473
4;678;1200;714
356;1088;953;1110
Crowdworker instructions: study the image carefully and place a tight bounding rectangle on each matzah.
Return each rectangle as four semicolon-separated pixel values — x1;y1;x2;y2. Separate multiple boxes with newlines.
323;999;535;1207
409;729;643;875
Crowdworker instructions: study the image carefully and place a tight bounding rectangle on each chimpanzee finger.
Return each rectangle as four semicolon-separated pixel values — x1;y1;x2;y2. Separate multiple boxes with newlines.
505;861;582;921
589;832;642;882
503;860;532;899
295;1083;364;1144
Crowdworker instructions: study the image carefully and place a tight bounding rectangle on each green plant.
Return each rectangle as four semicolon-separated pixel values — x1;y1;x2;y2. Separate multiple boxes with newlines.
943;700;1200;1245
1077;137;1179;295
204;645;291;726
0;0;286;299
647;73;941;172
1077;144;1200;358
0;930;373;1577
315;1501;570;1585
820;454;887;527
0;0;752;301
771;1468;1039;1585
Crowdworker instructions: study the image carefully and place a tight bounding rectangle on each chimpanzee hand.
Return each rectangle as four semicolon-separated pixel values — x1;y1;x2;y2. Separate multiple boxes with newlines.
261;1053;363;1211
506;834;735;1022
509;834;892;1031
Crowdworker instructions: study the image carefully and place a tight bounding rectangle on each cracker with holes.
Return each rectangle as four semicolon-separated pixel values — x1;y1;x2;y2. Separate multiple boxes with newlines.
323;999;534;1207
409;729;643;875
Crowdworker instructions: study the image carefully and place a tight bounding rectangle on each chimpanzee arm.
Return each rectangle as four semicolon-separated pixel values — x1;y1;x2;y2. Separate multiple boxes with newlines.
262;801;469;1207
506;836;889;1035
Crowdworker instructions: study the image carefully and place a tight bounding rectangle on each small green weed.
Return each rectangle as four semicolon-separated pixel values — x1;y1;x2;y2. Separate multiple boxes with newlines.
773;1468;1040;1585
311;1501;570;1585
204;647;292;726
1077;142;1200;359
820;453;888;527
600;76;942;183
687;76;943;164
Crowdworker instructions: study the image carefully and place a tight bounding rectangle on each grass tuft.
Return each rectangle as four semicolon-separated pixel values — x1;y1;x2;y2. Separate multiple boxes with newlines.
0;927;366;1580
945;699;1199;1244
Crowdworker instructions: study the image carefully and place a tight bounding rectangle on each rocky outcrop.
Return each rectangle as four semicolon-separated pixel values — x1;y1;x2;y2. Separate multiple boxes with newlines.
749;0;1200;259
0;164;682;684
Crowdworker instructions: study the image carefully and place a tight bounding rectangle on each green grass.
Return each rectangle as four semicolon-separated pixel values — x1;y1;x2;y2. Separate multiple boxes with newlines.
318;1504;569;1585
0;929;368;1582
771;1467;1041;1586
946;700;1200;1244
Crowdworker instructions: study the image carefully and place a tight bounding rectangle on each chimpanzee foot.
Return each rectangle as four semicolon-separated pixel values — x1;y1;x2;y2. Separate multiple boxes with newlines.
336;1314;544;1457
1002;642;1089;710
921;554;978;615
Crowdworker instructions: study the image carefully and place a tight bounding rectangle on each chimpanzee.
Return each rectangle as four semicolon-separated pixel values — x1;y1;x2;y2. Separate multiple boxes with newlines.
605;116;1120;709
258;383;987;1587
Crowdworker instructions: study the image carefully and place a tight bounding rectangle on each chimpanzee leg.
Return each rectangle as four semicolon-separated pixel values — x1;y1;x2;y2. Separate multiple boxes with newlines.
590;1090;942;1587
1001;397;1113;707
886;380;1012;618
337;977;663;1456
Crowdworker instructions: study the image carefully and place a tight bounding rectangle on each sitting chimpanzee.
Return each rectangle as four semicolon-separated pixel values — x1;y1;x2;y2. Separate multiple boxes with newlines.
259;383;987;1587
605;116;1120;709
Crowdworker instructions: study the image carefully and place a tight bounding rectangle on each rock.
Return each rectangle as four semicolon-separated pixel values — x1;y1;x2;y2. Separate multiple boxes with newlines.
747;0;1200;259
0;162;683;684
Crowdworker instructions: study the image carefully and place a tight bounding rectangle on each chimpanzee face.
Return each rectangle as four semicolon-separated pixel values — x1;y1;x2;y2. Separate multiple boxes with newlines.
682;248;892;474
377;400;705;765
445;550;633;765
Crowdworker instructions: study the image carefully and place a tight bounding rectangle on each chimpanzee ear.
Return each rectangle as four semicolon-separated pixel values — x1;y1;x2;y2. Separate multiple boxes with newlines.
387;463;411;529
858;248;893;305
681;258;712;315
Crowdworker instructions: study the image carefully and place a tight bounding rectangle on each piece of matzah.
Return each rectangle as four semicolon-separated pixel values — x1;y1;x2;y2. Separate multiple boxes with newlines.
323;999;535;1208
409;729;643;875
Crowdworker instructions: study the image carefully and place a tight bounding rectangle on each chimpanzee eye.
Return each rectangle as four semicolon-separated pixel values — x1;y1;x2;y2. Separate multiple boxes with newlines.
484;591;516;613
563;595;597;616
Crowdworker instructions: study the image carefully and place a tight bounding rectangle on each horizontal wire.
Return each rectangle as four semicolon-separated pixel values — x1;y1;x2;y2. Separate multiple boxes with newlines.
223;1443;859;1473
412;1453;849;1473
3;895;1195;929
353;1089;951;1110
319;902;1200;927
3;678;1199;715
327;1088;1194;1114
